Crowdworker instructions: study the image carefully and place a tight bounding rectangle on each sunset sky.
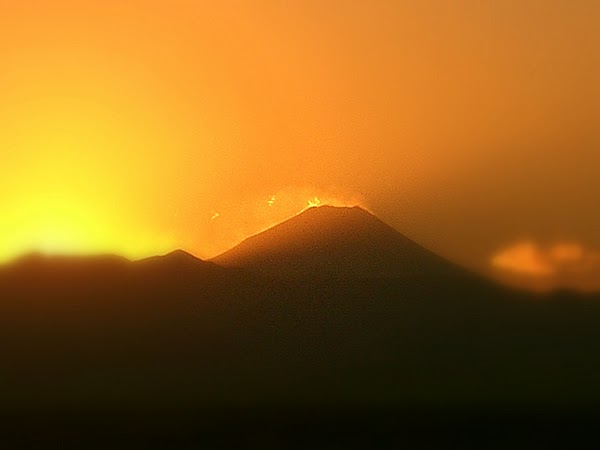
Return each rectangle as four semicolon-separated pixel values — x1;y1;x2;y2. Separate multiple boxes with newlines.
0;1;598;289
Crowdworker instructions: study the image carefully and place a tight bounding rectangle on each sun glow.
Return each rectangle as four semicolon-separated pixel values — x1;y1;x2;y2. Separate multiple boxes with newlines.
0;26;180;263
306;197;322;209
0;193;175;263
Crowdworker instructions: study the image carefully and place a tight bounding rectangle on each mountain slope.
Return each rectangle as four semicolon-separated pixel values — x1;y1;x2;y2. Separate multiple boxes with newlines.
212;205;465;279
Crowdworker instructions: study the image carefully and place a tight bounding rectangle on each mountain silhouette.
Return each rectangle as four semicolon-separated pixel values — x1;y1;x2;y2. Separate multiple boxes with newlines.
136;249;222;274
2;209;600;447
212;205;463;279
139;249;205;266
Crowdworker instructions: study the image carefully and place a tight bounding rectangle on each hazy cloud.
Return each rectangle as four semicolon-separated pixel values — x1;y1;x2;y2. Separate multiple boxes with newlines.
491;241;600;278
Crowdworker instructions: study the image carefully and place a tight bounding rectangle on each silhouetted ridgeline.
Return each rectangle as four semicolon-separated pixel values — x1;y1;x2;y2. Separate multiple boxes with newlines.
212;205;472;279
1;207;600;448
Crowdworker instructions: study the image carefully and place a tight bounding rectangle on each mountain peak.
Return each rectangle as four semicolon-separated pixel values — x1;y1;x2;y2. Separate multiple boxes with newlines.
138;249;208;266
162;249;200;261
211;205;457;278
303;204;368;214
298;204;373;220
284;204;384;231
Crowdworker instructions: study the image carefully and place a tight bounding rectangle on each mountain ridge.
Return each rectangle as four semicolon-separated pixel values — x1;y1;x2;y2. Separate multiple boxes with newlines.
211;205;468;279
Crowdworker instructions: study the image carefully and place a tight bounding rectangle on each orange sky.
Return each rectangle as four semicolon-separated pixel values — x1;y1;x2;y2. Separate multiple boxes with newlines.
0;1;598;290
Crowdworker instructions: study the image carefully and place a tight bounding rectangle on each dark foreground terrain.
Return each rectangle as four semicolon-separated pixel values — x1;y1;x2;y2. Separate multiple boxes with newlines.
1;208;600;448
2;255;600;448
4;406;600;449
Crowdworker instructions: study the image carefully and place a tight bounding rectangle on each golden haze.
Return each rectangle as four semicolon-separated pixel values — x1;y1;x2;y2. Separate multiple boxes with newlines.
0;1;597;290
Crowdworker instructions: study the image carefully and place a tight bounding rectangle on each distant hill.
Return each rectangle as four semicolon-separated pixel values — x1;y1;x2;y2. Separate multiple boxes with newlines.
212;205;465;279
136;249;223;274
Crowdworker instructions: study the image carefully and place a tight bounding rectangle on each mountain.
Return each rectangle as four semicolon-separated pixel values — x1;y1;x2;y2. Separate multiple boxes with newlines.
138;249;206;266
136;249;222;274
212;205;464;279
2;211;600;446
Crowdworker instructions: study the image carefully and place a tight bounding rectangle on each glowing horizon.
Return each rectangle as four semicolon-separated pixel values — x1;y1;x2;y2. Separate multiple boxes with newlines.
0;194;362;264
0;195;177;263
0;1;596;290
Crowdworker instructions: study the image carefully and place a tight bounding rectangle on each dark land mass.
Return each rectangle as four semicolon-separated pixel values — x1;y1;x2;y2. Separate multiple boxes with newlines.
1;206;600;448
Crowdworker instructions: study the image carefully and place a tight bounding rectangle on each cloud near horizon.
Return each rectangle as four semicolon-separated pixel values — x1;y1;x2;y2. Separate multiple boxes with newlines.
491;241;600;278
